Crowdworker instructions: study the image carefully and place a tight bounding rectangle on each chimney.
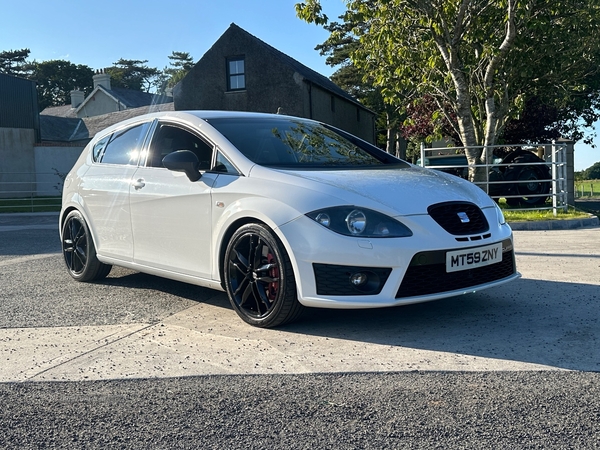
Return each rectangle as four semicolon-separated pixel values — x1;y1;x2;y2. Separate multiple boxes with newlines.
70;89;84;108
93;69;111;90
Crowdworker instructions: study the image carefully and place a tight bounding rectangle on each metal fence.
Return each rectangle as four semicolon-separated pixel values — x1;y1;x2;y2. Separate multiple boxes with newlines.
0;172;63;213
419;142;568;216
575;180;599;198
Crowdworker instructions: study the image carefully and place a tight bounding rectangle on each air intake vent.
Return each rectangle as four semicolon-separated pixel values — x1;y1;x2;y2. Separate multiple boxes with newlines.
428;202;489;236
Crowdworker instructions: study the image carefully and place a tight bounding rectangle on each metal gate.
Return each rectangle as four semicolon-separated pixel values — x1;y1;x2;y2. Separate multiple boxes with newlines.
419;142;568;216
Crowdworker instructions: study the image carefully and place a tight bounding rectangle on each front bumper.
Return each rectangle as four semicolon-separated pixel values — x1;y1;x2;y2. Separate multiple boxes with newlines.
276;209;518;309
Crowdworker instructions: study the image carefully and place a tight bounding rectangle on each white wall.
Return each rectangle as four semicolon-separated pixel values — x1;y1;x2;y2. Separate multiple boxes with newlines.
0;128;36;197
34;146;84;196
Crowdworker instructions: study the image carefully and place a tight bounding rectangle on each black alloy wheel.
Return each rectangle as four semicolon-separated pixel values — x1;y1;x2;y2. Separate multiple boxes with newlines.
224;223;303;327
61;210;111;282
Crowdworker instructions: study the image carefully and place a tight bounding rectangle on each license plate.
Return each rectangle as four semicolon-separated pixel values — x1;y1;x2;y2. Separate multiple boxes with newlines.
446;243;503;273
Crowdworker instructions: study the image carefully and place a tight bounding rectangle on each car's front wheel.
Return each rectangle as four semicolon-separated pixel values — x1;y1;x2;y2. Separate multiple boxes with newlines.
61;210;112;282
223;223;304;327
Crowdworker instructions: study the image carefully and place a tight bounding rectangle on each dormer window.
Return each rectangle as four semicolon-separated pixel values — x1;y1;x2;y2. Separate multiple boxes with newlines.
227;57;245;91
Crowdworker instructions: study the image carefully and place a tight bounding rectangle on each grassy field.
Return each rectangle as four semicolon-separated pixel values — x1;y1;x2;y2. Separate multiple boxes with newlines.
0;196;62;213
575;179;600;198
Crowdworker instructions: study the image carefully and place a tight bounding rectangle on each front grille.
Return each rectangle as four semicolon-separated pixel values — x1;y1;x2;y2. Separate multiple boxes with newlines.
396;241;515;298
428;202;489;236
313;264;392;296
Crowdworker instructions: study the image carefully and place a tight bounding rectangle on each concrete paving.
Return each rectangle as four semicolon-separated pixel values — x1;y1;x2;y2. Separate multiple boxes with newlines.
0;214;599;382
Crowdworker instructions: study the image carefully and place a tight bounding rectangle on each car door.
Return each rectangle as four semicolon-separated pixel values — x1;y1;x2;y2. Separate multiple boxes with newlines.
79;121;151;261
129;121;218;279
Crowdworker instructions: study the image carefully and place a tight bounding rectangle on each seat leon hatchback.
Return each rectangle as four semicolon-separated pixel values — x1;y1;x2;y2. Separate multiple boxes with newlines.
60;111;519;327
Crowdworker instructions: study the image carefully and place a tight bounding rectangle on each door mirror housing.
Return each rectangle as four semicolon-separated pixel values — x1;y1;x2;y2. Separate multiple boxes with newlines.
162;150;202;181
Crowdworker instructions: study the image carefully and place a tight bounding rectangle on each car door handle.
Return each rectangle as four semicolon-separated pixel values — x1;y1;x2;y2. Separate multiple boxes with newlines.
132;179;146;190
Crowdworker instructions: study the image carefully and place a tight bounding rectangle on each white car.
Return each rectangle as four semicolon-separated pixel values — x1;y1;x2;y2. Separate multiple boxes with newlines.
60;111;519;327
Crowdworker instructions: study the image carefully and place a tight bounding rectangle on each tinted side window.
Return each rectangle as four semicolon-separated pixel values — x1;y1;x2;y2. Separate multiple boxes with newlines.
99;123;148;165
92;136;110;162
147;124;214;170
213;151;238;174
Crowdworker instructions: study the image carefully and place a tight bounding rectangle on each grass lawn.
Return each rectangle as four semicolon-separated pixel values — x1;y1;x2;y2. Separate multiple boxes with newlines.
498;199;591;222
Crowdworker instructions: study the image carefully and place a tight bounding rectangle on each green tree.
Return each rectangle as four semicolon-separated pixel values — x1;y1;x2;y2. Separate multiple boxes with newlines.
297;0;600;181
0;48;32;77
29;60;94;110
584;161;600;180
105;58;160;92
313;15;405;155
166;51;194;88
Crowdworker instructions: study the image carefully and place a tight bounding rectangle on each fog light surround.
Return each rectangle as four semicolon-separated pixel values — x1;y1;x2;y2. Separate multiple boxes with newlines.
349;270;381;293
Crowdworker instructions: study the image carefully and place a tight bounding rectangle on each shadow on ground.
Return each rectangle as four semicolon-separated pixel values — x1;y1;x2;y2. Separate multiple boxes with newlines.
103;271;600;372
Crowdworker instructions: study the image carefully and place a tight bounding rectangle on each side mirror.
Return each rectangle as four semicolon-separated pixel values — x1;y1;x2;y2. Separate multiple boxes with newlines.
162;150;201;181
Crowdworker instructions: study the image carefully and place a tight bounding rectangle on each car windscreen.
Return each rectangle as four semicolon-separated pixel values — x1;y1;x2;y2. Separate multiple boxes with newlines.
206;117;406;168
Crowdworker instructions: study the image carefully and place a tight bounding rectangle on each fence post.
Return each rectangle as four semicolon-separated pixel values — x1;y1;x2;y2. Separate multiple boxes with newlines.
420;142;425;167
552;141;558;217
557;138;575;206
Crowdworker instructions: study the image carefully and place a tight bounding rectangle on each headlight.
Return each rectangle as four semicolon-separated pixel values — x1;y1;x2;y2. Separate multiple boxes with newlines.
306;206;412;238
495;203;506;225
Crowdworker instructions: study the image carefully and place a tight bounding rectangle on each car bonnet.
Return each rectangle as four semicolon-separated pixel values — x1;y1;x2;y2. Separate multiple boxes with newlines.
267;165;495;216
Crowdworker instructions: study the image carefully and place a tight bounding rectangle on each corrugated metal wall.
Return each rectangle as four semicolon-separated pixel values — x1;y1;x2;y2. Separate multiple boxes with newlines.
0;73;40;141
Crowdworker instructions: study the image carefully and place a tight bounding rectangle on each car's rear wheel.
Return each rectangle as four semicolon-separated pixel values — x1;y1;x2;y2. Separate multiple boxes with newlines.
61;210;112;282
223;223;303;328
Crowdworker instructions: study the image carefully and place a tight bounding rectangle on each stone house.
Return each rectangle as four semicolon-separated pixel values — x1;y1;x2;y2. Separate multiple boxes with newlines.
174;23;376;143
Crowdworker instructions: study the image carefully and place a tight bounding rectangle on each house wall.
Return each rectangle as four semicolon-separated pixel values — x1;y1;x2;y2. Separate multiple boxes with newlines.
34;146;84;196
175;31;306;117
174;25;376;143
76;91;121;118
0;128;36;198
307;83;375;143
0;128;84;198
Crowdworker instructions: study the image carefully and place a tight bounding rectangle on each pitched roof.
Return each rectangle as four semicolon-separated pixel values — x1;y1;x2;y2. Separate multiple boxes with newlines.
40;104;77;118
39;115;88;142
40;88;173;118
39;102;174;143
93;86;172;110
227;23;370;111
82;102;174;137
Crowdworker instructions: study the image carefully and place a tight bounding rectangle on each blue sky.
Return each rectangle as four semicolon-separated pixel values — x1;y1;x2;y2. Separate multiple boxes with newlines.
2;0;598;170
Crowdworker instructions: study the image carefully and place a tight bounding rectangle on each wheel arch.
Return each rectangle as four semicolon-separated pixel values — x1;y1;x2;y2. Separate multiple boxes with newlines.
216;217;270;290
215;215;302;293
59;205;80;238
59;204;101;251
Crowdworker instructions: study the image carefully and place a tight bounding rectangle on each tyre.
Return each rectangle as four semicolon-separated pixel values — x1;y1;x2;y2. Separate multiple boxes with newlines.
223;223;304;328
501;151;551;207
513;164;551;206
61;210;112;282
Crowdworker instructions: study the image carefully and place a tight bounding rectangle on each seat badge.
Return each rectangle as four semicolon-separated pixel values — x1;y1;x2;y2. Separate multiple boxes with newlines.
457;212;470;223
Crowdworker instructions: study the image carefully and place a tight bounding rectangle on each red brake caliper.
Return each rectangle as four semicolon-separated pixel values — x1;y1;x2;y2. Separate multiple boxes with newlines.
267;253;279;300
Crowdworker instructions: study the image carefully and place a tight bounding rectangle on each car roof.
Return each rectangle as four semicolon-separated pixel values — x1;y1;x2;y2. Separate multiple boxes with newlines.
186;110;305;121
90;110;315;142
